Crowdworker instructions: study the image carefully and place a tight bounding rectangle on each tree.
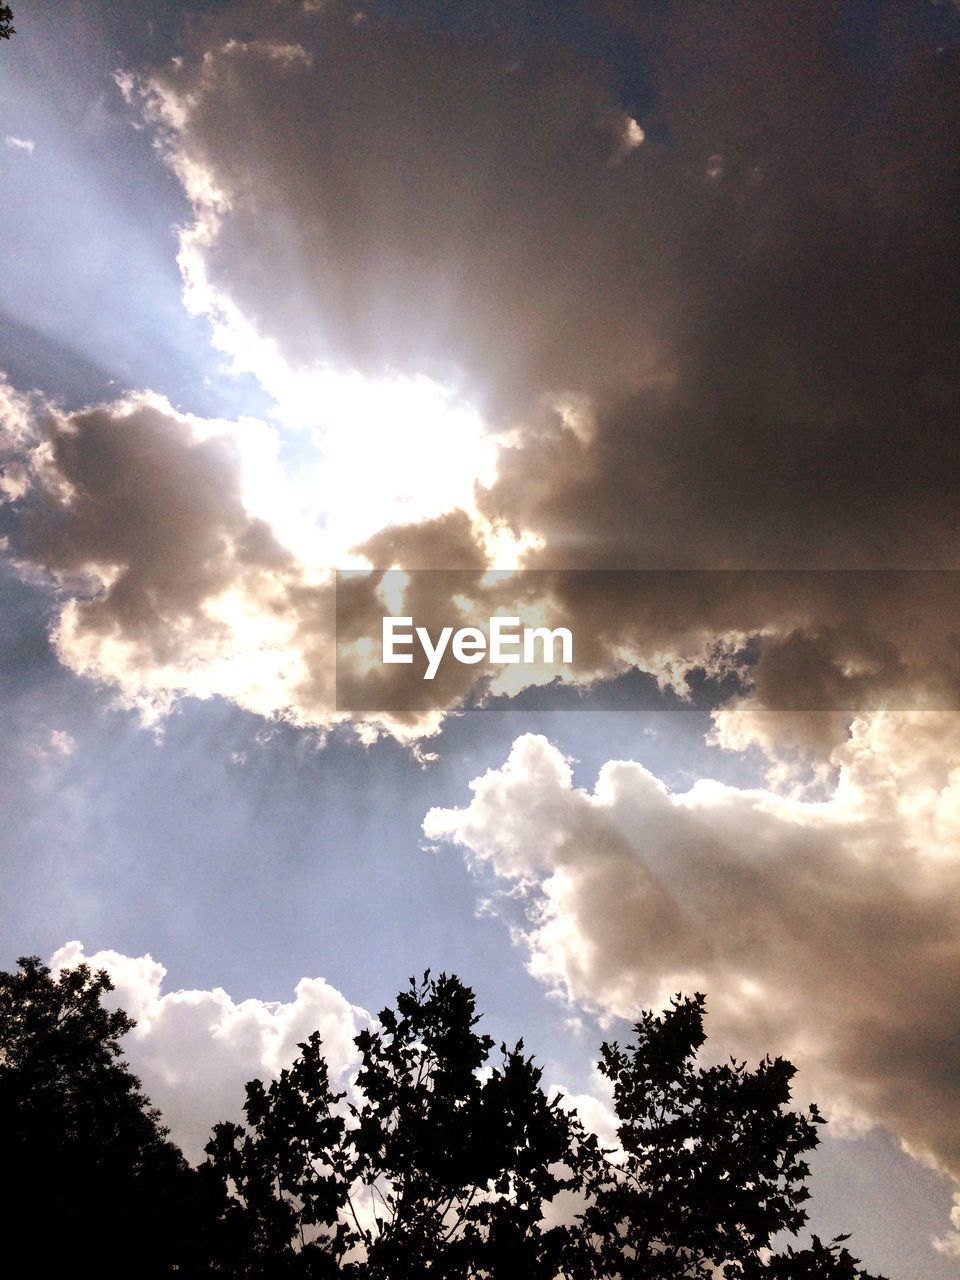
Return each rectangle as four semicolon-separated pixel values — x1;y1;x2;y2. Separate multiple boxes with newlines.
0;955;888;1278
0;6;13;40
573;994;886;1279
0;956;215;1278
204;971;585;1277
206;979;885;1279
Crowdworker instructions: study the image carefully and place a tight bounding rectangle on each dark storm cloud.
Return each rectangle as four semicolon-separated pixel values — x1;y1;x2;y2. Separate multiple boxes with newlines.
5;0;960;740
117;0;959;738
146;0;960;565
139;0;663;419
484;1;960;569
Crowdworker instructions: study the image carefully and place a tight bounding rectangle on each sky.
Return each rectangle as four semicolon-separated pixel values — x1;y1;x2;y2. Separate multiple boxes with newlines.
2;2;960;1275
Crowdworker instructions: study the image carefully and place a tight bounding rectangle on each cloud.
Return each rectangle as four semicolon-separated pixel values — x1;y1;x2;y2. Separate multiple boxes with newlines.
424;720;960;1202
29;728;77;761
127;0;656;421
0;385;542;737
7;371;959;746
1;385;340;726
49;941;368;1164
130;0;960;568
122;1;960;733
6;2;960;747
4;135;35;155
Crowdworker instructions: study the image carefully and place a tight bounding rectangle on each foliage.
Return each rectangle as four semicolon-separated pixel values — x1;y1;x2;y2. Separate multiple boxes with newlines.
205;971;584;1277
206;979;886;1279
571;994;886;1279
0;955;887;1277
0;955;215;1277
741;1234;888;1279
0;6;13;41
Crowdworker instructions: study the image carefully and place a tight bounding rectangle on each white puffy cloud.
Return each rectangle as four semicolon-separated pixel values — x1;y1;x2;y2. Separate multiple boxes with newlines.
50;941;368;1163
424;718;960;1199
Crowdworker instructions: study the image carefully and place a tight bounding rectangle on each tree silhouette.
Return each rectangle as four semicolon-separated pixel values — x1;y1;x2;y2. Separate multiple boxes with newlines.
205;971;584;1277
0;956;215;1278
0;6;13;41
572;994;885;1279
0;956;888;1277
205;978;885;1279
